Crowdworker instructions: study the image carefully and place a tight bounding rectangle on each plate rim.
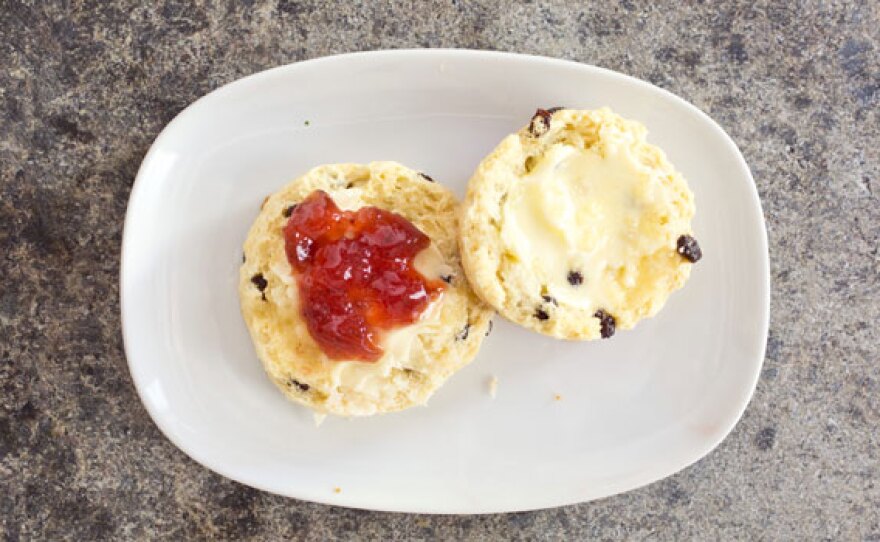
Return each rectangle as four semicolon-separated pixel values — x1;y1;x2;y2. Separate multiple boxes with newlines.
120;48;770;513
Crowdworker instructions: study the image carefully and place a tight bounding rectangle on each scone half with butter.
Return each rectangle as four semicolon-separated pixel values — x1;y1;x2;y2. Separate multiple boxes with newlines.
240;162;493;417
459;107;702;340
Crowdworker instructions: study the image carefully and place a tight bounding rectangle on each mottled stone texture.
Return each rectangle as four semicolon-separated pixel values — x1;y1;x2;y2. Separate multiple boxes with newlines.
0;0;878;539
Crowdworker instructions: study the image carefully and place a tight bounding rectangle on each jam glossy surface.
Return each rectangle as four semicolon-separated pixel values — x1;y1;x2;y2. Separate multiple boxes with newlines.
283;190;445;362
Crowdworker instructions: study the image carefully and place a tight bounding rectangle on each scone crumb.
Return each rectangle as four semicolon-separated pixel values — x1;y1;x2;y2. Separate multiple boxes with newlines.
488;375;498;399
333;486;342;494
554;394;563;401
313;413;327;427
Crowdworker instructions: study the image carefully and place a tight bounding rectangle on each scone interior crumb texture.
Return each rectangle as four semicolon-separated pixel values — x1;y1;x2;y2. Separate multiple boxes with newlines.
240;162;493;417
460;108;699;340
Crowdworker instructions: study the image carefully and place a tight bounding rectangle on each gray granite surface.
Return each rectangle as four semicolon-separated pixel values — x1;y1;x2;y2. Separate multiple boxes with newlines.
1;0;878;539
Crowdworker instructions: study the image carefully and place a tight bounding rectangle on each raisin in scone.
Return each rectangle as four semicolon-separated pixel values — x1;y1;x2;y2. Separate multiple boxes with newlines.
240;162;493;416
459;108;702;340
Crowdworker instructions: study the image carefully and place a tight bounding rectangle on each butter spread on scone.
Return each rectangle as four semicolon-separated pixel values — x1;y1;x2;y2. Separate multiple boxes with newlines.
240;162;492;417
460;108;701;340
283;189;447;362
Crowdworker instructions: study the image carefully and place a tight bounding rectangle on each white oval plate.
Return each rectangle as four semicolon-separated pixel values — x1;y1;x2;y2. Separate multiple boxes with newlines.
121;50;769;513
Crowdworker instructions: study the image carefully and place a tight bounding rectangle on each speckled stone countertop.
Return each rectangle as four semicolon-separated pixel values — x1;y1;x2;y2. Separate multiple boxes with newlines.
1;1;878;539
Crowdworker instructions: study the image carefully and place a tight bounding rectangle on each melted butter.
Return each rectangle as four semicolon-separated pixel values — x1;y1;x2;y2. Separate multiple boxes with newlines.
327;297;444;397
500;125;671;310
326;187;366;211
413;242;454;282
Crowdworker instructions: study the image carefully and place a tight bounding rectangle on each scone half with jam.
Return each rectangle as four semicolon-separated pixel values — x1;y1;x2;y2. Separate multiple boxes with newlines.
459;107;702;340
240;162;493;417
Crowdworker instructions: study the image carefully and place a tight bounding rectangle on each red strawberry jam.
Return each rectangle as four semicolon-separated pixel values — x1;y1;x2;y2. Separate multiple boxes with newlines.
283;190;445;362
